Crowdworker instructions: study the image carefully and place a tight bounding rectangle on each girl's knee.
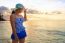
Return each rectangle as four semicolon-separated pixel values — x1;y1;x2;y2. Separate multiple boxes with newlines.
19;38;25;43
12;40;18;43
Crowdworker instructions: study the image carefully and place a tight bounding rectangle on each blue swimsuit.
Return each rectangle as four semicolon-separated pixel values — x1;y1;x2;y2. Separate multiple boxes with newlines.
11;17;27;40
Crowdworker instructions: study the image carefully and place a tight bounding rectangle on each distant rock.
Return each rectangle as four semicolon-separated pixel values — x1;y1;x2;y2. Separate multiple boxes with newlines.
0;6;11;21
27;9;41;14
0;14;5;21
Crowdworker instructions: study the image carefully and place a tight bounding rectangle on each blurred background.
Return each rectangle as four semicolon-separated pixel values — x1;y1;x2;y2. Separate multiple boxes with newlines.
0;0;65;43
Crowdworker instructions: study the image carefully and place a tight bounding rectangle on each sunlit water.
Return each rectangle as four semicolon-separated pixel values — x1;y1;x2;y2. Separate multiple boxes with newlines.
0;14;65;43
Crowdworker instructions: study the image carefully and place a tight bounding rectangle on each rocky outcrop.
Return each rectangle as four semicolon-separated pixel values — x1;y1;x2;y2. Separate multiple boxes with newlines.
0;14;5;21
0;6;11;21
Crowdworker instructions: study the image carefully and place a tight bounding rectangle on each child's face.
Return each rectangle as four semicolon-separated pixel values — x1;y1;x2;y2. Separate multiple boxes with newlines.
17;8;24;13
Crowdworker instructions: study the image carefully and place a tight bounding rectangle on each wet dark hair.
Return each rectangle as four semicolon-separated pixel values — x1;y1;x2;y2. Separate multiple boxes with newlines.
12;10;15;14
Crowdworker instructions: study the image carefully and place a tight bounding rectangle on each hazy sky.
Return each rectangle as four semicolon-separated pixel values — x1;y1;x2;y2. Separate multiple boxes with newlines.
0;0;65;12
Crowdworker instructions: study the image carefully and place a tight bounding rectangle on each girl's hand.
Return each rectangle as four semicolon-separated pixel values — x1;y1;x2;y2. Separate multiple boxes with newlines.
24;8;27;13
24;8;27;21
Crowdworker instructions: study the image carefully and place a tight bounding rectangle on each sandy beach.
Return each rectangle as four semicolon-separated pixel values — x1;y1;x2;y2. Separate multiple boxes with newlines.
0;14;65;43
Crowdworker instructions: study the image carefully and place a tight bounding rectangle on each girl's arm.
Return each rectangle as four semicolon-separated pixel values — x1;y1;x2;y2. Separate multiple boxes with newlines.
24;9;27;21
10;15;18;37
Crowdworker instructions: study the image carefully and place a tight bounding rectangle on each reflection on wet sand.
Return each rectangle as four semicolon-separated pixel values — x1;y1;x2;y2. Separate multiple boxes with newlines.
25;14;65;43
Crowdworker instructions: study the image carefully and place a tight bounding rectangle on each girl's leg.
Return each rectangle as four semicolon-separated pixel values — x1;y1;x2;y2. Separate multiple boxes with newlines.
19;38;25;43
12;40;18;43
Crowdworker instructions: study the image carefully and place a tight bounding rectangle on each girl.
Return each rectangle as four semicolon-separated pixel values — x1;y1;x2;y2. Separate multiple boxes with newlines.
10;3;27;43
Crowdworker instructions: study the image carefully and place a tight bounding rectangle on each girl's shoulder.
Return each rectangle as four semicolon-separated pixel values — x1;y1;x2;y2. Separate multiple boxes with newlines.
10;14;16;19
10;14;15;17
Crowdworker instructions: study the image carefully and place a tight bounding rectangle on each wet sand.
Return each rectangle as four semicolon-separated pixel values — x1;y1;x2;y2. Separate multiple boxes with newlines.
0;14;65;43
